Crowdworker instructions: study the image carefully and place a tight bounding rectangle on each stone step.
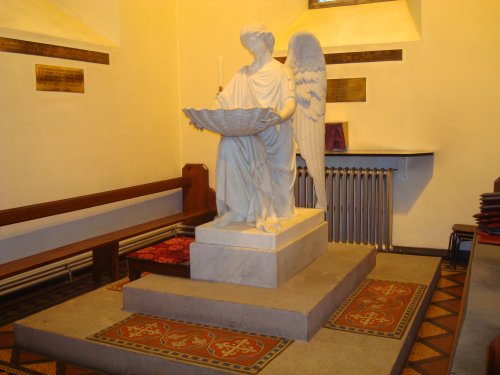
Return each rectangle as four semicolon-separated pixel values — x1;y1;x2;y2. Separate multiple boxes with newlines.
124;243;376;341
14;252;441;375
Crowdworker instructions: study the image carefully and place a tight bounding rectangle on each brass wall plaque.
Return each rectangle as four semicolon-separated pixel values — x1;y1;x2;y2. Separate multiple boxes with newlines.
0;37;109;65
275;49;402;65
326;78;366;102
36;65;84;93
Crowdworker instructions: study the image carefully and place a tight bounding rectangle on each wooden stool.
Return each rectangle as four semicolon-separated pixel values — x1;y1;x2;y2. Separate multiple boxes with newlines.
447;224;476;268
126;236;194;281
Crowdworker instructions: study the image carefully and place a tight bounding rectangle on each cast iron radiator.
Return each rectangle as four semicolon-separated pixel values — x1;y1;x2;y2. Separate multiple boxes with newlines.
295;167;394;251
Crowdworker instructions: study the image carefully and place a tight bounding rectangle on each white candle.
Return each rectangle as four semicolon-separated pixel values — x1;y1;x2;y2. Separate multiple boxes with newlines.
217;56;223;90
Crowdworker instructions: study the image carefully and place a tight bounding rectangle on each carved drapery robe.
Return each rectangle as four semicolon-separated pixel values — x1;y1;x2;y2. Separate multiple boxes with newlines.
216;59;296;231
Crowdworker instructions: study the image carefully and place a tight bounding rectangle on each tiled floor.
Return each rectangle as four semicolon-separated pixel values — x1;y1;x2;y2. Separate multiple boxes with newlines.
403;263;467;375
0;256;468;375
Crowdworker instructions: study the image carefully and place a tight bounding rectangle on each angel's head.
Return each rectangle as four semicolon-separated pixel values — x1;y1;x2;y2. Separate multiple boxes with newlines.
240;23;275;58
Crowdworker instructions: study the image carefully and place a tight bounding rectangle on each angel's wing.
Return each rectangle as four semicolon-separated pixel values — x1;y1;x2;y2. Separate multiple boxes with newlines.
285;32;327;210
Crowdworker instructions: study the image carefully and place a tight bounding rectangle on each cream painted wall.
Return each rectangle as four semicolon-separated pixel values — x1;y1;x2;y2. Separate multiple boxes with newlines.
275;0;420;51
179;0;500;249
0;0;114;46
0;0;181;262
50;0;121;45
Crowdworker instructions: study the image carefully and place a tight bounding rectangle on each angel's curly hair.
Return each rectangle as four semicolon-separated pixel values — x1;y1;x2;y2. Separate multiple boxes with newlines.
240;23;275;53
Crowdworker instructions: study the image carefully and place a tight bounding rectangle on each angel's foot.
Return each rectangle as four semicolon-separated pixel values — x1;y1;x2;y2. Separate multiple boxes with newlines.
257;217;281;233
213;211;244;228
262;222;281;233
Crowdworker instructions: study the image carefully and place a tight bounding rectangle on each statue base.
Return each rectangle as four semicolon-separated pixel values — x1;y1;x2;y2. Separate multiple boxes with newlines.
190;208;327;288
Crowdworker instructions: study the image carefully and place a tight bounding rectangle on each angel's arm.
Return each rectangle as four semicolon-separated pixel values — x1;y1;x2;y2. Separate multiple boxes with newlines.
261;98;296;126
276;97;296;122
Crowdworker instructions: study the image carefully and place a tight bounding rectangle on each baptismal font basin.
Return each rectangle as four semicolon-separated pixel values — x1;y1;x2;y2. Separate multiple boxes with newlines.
183;107;275;136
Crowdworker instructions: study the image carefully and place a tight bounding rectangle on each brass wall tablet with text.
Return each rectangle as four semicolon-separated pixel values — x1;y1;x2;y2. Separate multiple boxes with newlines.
36;65;84;93
327;78;366;102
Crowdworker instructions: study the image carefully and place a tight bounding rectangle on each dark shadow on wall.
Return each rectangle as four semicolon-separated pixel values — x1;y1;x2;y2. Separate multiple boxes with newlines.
393;155;434;214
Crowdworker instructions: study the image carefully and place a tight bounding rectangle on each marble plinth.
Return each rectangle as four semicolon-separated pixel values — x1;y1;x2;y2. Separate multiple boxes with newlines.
124;244;376;341
191;221;328;288
195;208;324;249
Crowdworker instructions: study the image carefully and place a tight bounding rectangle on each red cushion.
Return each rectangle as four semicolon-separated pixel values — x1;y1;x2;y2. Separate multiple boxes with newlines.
126;236;194;264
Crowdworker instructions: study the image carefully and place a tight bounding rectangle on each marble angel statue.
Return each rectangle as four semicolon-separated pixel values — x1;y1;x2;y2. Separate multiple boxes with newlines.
184;24;326;232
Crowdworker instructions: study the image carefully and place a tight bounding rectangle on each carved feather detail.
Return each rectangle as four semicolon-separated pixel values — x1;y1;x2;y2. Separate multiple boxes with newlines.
286;32;327;210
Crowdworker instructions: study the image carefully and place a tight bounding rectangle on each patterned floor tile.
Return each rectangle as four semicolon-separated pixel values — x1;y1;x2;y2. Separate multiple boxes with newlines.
428;335;456;352
409;342;442;362
431;315;459;332
0;326;13;334
64;364;103;375
440;270;461;277
324;279;425;339
0;333;14;350
446;273;466;284
425;305;452;319
418;322;448;338
23;362;56;375
0;349;12;362
431;290;455;303
440;286;464;298
16;351;53;365
88;313;292;374
416;357;450;374
437;278;459;289
435;299;462;314
402;366;423;375
0;360;45;375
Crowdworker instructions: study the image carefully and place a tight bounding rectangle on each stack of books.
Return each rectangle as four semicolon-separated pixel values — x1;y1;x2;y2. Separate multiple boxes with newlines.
474;192;500;244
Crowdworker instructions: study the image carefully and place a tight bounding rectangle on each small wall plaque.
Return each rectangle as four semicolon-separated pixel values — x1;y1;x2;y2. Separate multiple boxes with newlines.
35;64;84;93
327;78;366;102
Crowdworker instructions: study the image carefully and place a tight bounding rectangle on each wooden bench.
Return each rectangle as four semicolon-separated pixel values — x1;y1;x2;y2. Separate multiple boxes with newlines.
0;164;216;284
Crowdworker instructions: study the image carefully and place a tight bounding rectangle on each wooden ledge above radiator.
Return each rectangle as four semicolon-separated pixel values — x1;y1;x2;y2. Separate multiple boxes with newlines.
296;150;434;181
297;150;434;157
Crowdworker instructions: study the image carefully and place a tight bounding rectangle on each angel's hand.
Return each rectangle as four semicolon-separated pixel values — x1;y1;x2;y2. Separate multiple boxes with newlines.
253;110;281;133
260;110;282;126
191;121;203;130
